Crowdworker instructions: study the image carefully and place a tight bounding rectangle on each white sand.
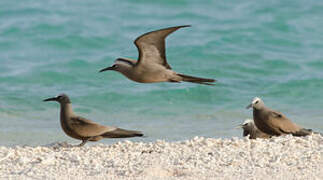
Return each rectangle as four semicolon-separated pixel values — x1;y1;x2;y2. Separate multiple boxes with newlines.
0;134;322;180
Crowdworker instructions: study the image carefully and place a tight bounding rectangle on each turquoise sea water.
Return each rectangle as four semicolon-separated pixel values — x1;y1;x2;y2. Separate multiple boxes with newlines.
1;0;323;146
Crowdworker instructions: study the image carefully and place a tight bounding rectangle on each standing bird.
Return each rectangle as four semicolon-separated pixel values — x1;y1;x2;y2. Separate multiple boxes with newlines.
246;97;312;137
238;119;271;139
43;94;143;146
99;25;216;85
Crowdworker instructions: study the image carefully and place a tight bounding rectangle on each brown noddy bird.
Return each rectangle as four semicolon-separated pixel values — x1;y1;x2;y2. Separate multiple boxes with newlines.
246;97;312;137
43;94;143;146
238;119;271;139
99;25;216;85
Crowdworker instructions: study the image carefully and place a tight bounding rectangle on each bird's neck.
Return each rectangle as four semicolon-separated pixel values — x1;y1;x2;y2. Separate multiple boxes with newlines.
243;129;250;137
250;127;258;137
244;127;257;139
60;103;74;121
253;108;262;119
118;67;142;82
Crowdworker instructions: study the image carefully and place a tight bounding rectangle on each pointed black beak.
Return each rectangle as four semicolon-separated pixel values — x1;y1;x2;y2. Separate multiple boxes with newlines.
43;97;58;102
246;103;252;109
99;66;114;72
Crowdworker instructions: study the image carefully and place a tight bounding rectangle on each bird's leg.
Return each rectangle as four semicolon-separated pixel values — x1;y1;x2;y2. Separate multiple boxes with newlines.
77;139;88;147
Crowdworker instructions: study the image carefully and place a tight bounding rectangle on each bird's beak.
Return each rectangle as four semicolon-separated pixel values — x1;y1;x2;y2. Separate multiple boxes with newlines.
99;66;114;72
235;124;243;129
246;103;252;109
43;97;57;102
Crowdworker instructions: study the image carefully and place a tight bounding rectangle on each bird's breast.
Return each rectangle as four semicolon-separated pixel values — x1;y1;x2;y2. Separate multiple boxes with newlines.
253;110;278;136
121;65;171;83
60;107;83;140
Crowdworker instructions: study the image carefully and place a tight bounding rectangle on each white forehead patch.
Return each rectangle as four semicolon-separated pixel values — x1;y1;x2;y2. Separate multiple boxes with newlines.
242;119;254;125
252;97;261;104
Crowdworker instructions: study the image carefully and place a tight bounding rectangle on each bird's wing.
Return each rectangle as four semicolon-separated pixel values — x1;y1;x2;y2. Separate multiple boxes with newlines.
134;25;190;69
70;116;117;137
268;110;301;134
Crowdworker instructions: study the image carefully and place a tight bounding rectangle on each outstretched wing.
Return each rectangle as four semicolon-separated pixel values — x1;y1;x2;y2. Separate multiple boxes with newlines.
134;25;190;69
70;116;117;137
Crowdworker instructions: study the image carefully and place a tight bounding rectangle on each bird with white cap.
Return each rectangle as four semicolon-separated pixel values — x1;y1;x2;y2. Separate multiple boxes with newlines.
246;97;313;137
238;119;271;139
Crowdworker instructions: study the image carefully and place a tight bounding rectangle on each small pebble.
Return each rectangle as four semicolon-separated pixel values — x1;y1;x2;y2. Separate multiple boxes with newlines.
0;134;322;179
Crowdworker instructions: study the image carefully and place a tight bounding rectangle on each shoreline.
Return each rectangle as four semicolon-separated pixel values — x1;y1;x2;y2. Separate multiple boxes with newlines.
0;135;322;179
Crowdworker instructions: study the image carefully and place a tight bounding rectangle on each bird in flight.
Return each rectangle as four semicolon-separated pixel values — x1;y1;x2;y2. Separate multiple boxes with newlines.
100;25;216;85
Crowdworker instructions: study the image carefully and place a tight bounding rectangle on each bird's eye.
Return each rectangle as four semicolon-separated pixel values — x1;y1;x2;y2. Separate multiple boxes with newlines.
255;101;259;104
113;64;118;68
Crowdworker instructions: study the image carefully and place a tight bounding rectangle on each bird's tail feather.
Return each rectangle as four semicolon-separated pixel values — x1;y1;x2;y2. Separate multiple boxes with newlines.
102;128;143;138
292;128;312;136
177;73;216;85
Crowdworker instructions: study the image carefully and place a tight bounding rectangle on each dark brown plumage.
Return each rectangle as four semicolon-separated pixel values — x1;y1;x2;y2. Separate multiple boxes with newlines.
247;97;312;137
240;119;271;139
44;94;143;146
99;25;216;85
134;25;190;70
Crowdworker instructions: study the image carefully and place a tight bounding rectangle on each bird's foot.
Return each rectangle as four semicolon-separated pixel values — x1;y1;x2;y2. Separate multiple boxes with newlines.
75;139;88;147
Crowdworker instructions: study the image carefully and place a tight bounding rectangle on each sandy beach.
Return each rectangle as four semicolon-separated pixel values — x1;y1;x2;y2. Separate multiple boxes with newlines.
0;134;322;180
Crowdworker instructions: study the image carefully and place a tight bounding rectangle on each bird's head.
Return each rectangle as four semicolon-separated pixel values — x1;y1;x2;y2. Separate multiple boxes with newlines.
240;119;254;129
43;94;71;104
246;97;264;110
236;119;254;129
99;58;135;73
237;119;257;138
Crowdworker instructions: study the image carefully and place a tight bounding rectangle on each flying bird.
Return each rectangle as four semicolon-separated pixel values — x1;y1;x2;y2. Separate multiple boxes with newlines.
44;94;143;146
99;25;216;85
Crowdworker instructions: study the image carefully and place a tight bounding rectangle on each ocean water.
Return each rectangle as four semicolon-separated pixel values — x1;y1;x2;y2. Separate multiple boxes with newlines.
1;0;323;146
